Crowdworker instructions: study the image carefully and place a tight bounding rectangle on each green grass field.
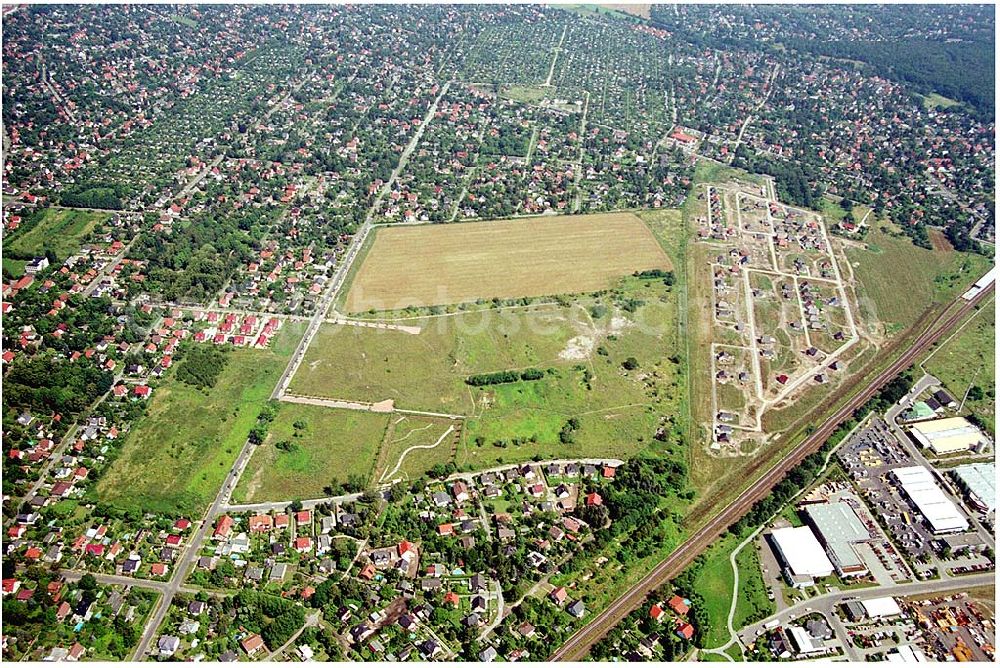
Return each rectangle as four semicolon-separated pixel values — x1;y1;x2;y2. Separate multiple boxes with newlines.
2;258;27;278
233;403;389;503
97;322;305;515
734;542;775;630
374;415;457;483
921;92;961;110
295;265;684;468
501;84;550;104
923;297;995;434
291;306;584;414
846;224;991;332
690;532;739;649
5;208;110;262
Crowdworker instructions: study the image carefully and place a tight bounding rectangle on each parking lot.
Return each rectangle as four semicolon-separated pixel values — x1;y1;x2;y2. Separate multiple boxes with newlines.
838;418;941;560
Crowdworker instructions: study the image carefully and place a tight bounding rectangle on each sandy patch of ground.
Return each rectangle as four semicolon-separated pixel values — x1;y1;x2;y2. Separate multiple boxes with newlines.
558;310;634;360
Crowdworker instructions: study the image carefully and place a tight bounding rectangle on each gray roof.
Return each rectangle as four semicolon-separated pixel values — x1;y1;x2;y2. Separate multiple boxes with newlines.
803;502;869;570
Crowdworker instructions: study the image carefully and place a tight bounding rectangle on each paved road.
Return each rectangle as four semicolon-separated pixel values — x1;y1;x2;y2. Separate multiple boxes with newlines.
549;283;993;661
736;571;996;646
61;569;169;593
131;432;259;659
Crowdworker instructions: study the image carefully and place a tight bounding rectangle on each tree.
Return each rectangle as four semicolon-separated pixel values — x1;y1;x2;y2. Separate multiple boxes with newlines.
79;573;98;592
622;357;639;370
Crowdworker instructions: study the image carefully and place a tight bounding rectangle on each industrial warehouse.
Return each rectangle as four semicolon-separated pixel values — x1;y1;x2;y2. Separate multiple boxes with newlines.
950;463;996;514
891;466;969;534
802;502;871;578
908;416;992;456
768;526;834;586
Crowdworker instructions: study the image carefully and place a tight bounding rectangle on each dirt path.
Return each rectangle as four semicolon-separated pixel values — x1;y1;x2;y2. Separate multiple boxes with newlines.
380;425;455;483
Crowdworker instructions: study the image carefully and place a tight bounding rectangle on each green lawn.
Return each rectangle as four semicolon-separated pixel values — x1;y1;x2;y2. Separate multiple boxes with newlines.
847;223;991;332
233;403;389;503
97;322;305;515
3;257;26;278
691;533;739;649
4;208;110;262
923;297;995;434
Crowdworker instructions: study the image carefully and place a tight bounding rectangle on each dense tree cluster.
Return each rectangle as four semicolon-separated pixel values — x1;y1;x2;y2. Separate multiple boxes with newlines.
3;354;113;417
465;367;547;387
234;589;305;649
175;346;228;390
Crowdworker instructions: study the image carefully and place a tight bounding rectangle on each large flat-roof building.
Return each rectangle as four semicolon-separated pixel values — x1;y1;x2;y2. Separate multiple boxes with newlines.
891;466;969;534
862;597;902;619
802;502;871;578
908;417;991;456
950;463;995;514
769;526;833;586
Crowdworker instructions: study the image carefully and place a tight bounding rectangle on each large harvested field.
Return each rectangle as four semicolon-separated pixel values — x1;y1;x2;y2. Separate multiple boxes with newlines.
232;403;390;503
97;322;305;515
341;213;671;313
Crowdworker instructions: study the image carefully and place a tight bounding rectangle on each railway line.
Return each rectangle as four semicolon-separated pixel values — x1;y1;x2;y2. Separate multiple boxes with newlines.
549;283;994;661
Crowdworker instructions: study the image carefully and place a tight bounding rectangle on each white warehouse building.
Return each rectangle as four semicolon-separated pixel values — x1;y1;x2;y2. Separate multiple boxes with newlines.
769;525;834;586
891;466;969;534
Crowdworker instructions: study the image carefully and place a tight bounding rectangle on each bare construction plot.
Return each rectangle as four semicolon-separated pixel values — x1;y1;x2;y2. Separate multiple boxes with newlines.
697;182;861;455
341;213;671;313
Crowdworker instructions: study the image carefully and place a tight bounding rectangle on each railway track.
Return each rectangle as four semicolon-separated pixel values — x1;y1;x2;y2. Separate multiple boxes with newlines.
550;284;993;661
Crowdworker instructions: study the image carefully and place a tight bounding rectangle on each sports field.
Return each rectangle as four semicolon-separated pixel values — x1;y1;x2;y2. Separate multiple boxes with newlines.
233;403;390;503
341;213;671;313
97;322;305;515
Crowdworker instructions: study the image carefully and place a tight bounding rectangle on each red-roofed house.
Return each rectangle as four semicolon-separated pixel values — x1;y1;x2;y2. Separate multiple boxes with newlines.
213;515;234;540
668;595;691;616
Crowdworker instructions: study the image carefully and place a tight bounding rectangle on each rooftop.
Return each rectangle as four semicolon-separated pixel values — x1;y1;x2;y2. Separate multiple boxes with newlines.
950;463;995;513
769;526;834;578
891;466;969;534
